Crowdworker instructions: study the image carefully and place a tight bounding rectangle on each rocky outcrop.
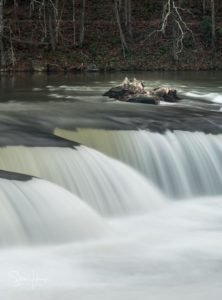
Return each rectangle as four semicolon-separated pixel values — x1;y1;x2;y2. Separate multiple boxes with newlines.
103;77;180;104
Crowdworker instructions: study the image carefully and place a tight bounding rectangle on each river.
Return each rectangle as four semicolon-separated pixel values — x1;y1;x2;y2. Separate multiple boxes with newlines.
0;71;222;300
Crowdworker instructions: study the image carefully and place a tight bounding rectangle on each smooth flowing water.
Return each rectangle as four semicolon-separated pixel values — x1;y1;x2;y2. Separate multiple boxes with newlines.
0;175;107;246
0;71;222;300
55;128;222;198
0;145;165;215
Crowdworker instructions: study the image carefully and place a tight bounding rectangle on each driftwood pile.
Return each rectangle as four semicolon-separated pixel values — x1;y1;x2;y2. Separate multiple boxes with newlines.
103;77;180;105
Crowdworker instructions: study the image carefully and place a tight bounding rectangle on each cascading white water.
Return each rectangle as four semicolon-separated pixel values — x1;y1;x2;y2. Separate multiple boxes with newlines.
0;176;107;246
1;74;222;300
2;195;222;300
0;146;165;216
55;128;222;198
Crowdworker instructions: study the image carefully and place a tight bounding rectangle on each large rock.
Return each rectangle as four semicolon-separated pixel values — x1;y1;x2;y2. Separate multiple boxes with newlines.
127;94;160;105
103;77;180;104
151;87;180;102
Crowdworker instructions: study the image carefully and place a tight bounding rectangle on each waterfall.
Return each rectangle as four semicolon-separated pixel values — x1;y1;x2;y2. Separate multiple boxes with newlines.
0;146;165;216
55;128;222;198
0;174;107;246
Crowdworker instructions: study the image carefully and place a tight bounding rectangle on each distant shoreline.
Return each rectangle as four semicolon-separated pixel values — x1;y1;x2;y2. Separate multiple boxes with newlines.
1;61;221;73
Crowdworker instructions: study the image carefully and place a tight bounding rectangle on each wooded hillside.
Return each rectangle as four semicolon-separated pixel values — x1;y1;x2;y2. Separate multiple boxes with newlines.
0;0;221;71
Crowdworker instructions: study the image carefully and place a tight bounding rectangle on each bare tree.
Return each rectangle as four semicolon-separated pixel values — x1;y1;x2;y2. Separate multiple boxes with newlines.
211;0;216;68
9;25;16;66
146;0;194;61
47;1;56;51
128;0;132;37
202;0;206;15
114;0;128;57
0;0;5;67
54;0;59;43
124;0;132;37
72;0;76;46
79;0;86;47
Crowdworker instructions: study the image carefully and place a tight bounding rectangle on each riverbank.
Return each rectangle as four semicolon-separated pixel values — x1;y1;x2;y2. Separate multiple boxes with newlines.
1;1;222;73
1;48;222;73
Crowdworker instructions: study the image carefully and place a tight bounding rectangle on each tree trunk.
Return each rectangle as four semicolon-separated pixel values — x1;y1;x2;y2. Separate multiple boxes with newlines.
114;0;128;57
202;0;206;15
79;0;86;47
124;0;132;37
172;18;179;62
72;0;76;46
211;0;216;68
124;0;128;28
168;1;179;62
0;0;5;67
14;0;18;17
47;1;56;52
128;0;132;37
55;0;59;44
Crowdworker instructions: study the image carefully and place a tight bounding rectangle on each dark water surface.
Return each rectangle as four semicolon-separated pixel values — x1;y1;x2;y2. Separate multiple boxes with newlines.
1;71;222;102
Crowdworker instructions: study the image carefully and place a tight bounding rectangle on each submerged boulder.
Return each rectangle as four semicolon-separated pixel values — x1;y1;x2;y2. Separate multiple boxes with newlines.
103;77;180;104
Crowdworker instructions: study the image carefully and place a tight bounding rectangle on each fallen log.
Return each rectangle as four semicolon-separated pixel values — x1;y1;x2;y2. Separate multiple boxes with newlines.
103;77;180;104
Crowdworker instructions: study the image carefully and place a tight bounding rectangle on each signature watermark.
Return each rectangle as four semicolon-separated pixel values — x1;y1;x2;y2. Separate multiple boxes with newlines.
9;270;48;289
